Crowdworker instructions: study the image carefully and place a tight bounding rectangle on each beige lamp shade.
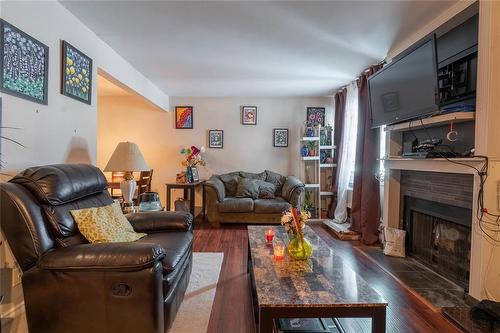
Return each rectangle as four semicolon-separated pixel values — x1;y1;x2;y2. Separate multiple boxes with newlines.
104;142;150;172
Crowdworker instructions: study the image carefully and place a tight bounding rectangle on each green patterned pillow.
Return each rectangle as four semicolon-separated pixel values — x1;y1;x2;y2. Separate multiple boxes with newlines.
70;202;146;243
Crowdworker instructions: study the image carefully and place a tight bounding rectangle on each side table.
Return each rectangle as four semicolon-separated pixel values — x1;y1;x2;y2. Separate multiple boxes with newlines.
165;181;206;220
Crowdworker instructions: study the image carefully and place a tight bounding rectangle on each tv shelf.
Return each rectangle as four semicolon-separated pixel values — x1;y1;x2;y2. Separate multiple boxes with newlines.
385;111;475;132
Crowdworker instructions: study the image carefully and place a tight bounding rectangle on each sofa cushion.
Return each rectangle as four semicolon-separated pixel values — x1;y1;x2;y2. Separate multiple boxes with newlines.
254;197;291;214
217;197;254;213
137;232;193;273
218;172;241;196
265;170;287;196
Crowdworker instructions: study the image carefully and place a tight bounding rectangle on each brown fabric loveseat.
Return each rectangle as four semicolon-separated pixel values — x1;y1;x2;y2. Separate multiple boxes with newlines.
204;170;304;225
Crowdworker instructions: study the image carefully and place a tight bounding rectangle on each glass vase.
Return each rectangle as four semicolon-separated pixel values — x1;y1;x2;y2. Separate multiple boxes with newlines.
287;234;313;260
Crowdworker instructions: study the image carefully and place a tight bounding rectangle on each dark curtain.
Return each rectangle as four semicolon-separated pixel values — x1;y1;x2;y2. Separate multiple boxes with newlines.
327;88;347;219
350;64;383;244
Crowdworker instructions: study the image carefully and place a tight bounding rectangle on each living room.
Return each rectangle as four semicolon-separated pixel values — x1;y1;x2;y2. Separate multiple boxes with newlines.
1;1;500;333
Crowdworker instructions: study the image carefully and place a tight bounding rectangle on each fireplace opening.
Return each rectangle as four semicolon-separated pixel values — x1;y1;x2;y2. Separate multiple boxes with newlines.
404;196;472;291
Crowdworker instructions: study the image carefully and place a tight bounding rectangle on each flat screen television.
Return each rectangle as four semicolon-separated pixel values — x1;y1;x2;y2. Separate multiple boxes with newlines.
369;35;439;128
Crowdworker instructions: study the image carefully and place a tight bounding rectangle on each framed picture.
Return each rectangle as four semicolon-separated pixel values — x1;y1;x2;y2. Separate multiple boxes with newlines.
190;166;200;182
0;19;49;105
241;105;257;125
61;41;93;104
306;107;326;126
209;130;223;148
175;106;193;129
273;128;288;147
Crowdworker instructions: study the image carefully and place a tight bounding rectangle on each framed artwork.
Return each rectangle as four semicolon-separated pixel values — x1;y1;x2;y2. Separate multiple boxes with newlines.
175;106;193;129
61;41;93;104
0;19;49;105
306;107;326;126
273;128;288;147
190;166;200;182
241;105;257;125
209;130;223;148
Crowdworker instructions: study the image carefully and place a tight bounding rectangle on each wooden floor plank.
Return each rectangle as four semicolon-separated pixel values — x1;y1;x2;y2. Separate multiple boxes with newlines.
192;221;461;333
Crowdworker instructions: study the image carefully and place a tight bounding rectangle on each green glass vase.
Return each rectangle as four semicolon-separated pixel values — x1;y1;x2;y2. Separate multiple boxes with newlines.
287;235;313;260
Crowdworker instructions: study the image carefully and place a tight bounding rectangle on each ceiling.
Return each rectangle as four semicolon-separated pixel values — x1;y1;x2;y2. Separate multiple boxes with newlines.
62;1;457;97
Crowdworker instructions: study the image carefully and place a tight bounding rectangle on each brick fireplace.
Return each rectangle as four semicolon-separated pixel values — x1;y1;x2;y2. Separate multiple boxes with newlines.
399;171;474;290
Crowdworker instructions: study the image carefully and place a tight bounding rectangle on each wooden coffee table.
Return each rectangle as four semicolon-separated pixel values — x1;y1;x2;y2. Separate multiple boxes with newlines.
247;225;388;333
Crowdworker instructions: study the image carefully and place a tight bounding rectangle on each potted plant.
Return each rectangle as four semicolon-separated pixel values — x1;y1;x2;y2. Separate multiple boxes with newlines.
303;190;315;217
307;141;316;156
281;207;313;260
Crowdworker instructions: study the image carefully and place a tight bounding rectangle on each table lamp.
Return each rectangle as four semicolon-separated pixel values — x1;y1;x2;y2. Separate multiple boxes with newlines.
104;142;150;206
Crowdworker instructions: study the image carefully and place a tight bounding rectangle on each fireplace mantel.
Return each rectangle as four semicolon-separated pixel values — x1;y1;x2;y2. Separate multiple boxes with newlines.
383;157;485;175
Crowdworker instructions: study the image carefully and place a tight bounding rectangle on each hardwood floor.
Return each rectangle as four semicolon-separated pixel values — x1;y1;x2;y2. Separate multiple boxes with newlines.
193;221;461;333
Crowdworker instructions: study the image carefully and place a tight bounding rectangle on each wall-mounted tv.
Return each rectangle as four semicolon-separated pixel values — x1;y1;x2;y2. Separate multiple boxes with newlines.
369;35;439;128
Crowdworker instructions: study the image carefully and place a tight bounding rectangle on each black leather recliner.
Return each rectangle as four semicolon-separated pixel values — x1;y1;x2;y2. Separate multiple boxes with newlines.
0;164;193;333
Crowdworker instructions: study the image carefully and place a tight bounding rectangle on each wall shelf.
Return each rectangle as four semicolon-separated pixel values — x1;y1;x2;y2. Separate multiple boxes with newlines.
320;163;336;168
320;191;334;196
385;111;475;132
302;156;320;161
320;145;336;149
301;137;320;141
304;183;320;188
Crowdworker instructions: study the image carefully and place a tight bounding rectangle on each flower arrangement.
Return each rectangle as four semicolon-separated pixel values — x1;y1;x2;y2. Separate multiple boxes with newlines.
281;207;313;260
180;145;206;167
281;207;310;237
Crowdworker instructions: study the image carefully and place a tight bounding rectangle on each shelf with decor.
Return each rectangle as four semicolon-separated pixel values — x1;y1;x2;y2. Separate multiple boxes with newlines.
300;123;335;219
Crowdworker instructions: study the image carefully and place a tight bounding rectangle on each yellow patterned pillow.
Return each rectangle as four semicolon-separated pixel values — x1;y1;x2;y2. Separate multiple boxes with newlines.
70;202;146;243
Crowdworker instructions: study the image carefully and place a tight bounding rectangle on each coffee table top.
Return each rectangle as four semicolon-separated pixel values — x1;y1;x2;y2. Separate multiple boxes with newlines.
248;225;387;308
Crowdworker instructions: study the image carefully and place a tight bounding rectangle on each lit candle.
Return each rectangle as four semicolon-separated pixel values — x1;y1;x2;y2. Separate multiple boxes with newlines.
265;229;275;243
273;240;286;260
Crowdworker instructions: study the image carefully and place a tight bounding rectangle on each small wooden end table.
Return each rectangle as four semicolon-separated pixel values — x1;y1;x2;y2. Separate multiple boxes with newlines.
165;181;205;219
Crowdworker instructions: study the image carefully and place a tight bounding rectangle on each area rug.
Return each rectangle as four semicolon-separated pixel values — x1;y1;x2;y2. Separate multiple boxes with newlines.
170;252;224;333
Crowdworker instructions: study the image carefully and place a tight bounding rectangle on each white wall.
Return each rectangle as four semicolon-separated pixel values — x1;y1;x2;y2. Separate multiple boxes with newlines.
0;2;169;331
98;95;332;206
0;0;170;174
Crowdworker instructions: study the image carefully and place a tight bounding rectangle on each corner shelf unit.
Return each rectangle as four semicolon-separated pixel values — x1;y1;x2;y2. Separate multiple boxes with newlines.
300;125;335;218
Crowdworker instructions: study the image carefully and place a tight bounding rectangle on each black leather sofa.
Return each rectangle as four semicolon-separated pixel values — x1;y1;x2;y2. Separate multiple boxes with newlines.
0;164;193;333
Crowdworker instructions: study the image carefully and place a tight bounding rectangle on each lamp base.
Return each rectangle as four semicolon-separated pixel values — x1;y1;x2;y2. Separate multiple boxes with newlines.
120;178;136;205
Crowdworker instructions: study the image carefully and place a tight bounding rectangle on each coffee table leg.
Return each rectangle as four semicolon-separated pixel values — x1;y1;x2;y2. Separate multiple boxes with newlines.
258;308;274;333
372;307;386;333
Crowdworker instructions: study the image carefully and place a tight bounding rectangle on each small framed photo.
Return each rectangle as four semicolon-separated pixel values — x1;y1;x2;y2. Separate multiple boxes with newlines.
306;107;326;126
61;40;93;105
209;130;223;148
273;128;288;147
241;106;257;125
175;106;193;129
190;166;200;182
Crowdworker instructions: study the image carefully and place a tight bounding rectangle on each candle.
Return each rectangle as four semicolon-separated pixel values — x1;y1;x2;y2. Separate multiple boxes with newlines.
273;239;286;260
265;229;275;243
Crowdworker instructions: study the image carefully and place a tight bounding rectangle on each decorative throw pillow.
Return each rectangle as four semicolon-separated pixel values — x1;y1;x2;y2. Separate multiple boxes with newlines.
239;171;266;181
265;170;286;196
258;181;276;199
236;178;276;199
218;172;241;197
70;202;146;243
235;178;260;199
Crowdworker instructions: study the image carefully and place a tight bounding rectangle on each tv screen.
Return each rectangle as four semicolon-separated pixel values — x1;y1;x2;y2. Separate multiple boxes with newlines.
369;36;439;127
